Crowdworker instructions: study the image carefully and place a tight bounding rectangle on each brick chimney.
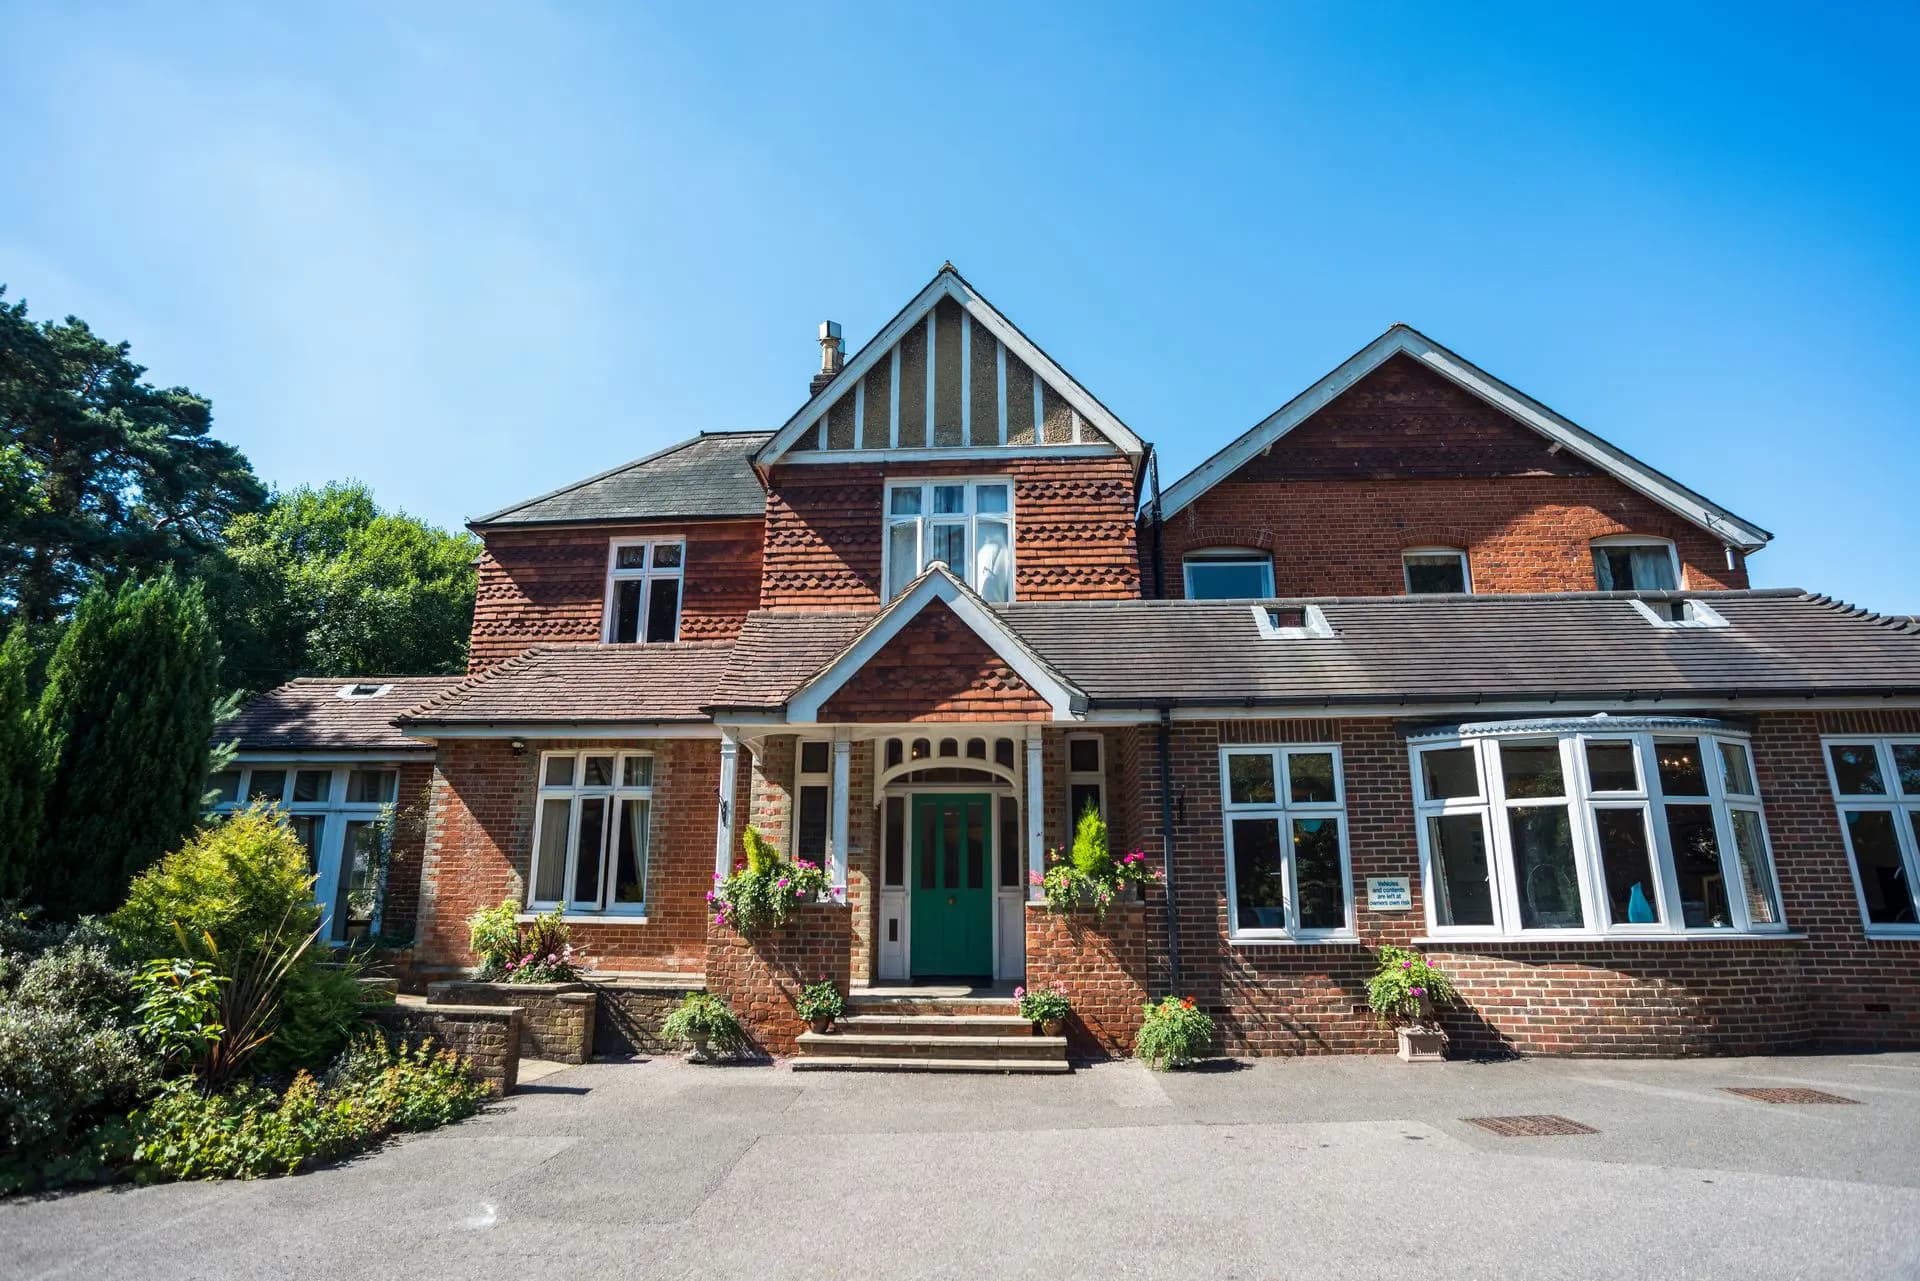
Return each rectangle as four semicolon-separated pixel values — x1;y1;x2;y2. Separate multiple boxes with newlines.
811;320;843;396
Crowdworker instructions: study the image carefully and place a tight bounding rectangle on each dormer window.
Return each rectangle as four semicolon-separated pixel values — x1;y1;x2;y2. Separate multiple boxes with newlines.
883;479;1014;602
1592;536;1680;591
1253;604;1333;638
1403;548;1471;595
604;539;683;644
1630;598;1729;630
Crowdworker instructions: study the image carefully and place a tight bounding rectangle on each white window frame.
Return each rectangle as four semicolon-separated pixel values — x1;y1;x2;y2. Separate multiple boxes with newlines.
602;538;685;644
1822;737;1920;938
208;761;400;943
1401;547;1472;595
1065;732;1106;839
1219;744;1353;941
1591;534;1684;591
881;477;1015;603
1409;725;1786;941
792;738;834;869
528;750;655;916
1182;551;1275;600
1252;603;1334;639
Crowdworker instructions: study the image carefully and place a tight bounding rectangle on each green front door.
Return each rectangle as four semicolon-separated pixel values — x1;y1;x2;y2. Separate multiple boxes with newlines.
910;794;993;978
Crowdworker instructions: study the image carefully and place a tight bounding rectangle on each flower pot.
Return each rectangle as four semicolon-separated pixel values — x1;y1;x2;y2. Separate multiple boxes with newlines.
1396;1023;1446;1063
1040;1018;1065;1038
690;1032;711;1061
809;1014;833;1035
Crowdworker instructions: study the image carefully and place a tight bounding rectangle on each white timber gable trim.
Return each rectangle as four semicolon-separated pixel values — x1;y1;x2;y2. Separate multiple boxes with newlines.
1155;324;1773;552
757;265;1145;465
784;564;1088;723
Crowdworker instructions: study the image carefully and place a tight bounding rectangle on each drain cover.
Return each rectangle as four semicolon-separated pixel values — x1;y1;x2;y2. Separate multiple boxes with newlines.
1724;1087;1861;1105
1463;1114;1597;1137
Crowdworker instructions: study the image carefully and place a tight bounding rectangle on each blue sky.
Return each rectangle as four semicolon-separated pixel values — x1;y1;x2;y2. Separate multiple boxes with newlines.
3;2;1916;610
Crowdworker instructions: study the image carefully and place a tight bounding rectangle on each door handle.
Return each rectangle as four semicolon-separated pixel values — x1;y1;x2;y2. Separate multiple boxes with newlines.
947;895;956;906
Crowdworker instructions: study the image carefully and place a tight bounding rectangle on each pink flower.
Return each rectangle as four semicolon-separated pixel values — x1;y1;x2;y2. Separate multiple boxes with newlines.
1028;871;1044;886
1013;986;1025;999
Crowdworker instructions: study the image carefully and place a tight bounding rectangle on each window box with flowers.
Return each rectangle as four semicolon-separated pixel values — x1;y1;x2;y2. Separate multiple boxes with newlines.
1366;945;1458;1062
1032;806;1162;921
707;827;838;937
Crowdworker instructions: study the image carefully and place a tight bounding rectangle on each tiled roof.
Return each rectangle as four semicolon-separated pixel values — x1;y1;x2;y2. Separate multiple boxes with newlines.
707;611;873;709
223;676;465;753
470;431;771;527
394;643;736;726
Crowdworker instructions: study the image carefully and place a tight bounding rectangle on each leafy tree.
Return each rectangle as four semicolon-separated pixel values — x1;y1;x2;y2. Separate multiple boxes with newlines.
34;574;221;917
0;626;45;897
209;481;477;690
0;288;264;627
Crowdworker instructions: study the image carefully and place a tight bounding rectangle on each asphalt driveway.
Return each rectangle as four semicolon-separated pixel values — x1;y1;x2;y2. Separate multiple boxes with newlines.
6;1051;1920;1280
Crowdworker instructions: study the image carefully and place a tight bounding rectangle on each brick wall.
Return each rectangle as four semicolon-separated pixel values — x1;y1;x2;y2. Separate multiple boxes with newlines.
1148;355;1748;598
593;979;706;1056
427;980;597;1064
819;600;1053;722
704;905;854;1055
371;1001;521;1095
377;760;436;942
1024;902;1160;1056
761;455;1140;608
469;518;763;669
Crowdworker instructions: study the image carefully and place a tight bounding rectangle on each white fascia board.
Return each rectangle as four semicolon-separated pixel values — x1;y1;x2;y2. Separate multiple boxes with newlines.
400;722;721;740
777;444;1116;465
1157;326;1773;552
232;749;432;763
784;567;1087;722
758;271;1143;465
1158;695;1920;721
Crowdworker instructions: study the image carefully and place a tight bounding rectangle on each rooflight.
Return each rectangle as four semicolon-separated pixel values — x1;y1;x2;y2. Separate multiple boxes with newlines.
1252;604;1334;639
337;683;393;700
1629;598;1729;631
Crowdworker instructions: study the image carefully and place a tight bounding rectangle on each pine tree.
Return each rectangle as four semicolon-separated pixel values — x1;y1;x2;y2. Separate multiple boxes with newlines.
0;625;45;897
34;573;220;916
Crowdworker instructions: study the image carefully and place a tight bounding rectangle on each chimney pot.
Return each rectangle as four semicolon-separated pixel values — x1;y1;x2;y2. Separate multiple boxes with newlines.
811;319;845;396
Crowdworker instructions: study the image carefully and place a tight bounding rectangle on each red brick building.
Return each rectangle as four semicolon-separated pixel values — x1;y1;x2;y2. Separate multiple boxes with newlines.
232;266;1920;1063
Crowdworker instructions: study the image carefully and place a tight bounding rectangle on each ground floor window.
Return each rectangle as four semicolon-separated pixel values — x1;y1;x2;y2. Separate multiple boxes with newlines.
1066;733;1105;841
1824;738;1920;933
1410;720;1783;938
1219;744;1350;939
793;739;833;867
529;751;652;914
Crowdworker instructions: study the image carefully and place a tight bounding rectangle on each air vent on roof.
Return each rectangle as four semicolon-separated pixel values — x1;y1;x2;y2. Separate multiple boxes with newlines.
1252;604;1333;639
337;682;393;700
1629;598;1729;631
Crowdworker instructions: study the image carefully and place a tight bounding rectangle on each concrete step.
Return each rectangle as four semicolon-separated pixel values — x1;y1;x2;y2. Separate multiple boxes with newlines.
798;1031;1065;1060
791;1055;1070;1074
845;997;1019;1018
836;1013;1035;1038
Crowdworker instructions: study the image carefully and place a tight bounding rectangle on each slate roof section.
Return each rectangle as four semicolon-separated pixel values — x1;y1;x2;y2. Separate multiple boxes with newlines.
223;676;466;753
394;643;736;727
470;431;772;528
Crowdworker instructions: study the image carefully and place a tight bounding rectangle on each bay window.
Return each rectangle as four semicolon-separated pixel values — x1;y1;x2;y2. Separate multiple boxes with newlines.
1219;745;1351;939
1411;720;1783;938
604;539;684;643
530;751;653;914
884;479;1014;602
1824;738;1920;933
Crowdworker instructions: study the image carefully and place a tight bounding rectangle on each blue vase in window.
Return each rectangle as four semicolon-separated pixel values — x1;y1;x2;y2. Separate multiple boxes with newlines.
1627;882;1655;924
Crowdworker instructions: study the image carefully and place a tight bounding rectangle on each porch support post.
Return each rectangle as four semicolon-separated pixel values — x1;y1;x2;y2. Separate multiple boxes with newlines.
1025;733;1045;898
715;732;739;880
830;734;851;903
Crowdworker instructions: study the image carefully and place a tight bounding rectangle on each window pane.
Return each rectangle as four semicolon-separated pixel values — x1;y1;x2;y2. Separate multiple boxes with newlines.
336;820;379;940
918;805;937;889
1429;813;1494;927
977;519;1011;601
209;769;242;805
1185;560;1271;600
1500;743;1565;799
291;769;331;803
966;804;986;891
929;522;967;582
1068;784;1102;840
1718;742;1756;796
889;486;922;516
1584;742;1638;792
1508;806;1583;929
1845;810;1916;925
644;578;680;643
976;483;1010;514
613;800;648;906
622;755;653;788
247;769;287;803
1068;738;1101;774
346;769;397;804
1729;809;1781;926
1231;817;1287;932
288;814;324;873
1288;752;1337;804
1420;747;1480;801
1655;738;1708;796
1630;546;1677;590
942;804;961;886
571;797;607;905
612;578;643;643
583;756;615;787
1895;745;1920;797
615;544;647;569
994;739;1014;769
1227;753;1277;805
998;798;1020;888
1828;744;1887;796
796;785;830;865
534;798;570;901
651;542;683;569
887;522;919;597
543;755;576;788
1594;808;1661;925
799;741;830;774
932;484;966;515
1666;804;1732;928
1293;818;1344;930
884;796;906;887
1404;553;1466;594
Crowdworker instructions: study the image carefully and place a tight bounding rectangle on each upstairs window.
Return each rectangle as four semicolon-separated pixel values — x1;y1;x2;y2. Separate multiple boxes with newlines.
1592;536;1680;591
1825;738;1920;934
1183;551;1274;600
1403;548;1471;595
604;539;683;643
884;479;1014;602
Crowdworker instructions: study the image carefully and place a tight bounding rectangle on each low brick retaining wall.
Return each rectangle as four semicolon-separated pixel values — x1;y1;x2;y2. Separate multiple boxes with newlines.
428;981;597;1064
706;905;853;1056
371;1001;521;1094
1025;902;1158;1057
594;979;706;1057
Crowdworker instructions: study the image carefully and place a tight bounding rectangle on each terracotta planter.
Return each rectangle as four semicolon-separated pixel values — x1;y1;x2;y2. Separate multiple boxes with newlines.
1040;1018;1065;1037
809;1014;833;1035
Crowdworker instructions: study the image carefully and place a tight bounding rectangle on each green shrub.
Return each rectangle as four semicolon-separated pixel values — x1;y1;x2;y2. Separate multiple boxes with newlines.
109;806;318;960
660;992;747;1060
1035;806;1163;922
131;957;225;1075
501;907;584;983
1015;984;1072;1025
706;826;834;936
254;961;368;1076
0;1004;155;1190
466;899;519;980
8;932;133;1017
1134;995;1215;1070
794;979;843;1024
1365;945;1458;1027
324;1034;485;1133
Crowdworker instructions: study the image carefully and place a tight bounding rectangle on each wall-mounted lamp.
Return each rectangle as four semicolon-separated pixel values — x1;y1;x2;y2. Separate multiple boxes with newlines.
510;738;526;756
